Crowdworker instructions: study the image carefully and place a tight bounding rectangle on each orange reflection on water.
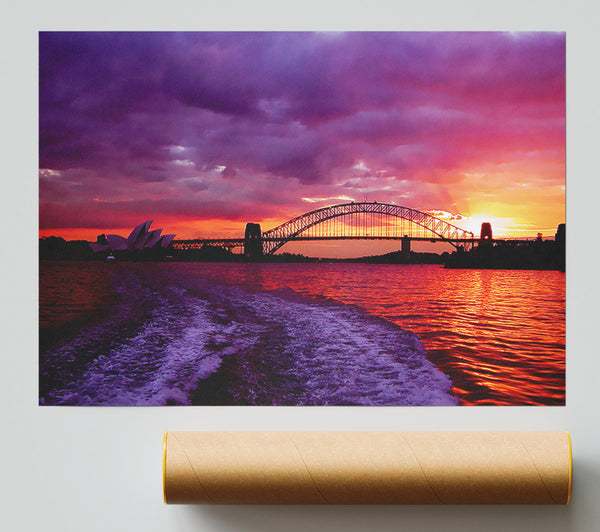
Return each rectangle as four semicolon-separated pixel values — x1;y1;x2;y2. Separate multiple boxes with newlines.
39;261;565;406
190;263;565;406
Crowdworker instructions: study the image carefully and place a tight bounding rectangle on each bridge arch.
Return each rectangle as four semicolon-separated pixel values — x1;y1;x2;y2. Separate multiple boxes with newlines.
262;202;474;255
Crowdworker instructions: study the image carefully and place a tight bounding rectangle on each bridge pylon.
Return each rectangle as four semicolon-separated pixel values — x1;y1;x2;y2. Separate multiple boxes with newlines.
244;223;263;259
479;223;493;248
401;235;411;261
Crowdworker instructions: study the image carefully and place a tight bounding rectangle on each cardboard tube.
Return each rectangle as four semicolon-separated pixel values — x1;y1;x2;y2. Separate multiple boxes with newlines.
163;431;572;505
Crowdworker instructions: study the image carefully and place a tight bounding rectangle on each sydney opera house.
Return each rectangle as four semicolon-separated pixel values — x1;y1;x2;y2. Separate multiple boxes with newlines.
89;220;175;255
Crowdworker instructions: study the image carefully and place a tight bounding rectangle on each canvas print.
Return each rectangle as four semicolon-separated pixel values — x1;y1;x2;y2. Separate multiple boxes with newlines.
39;32;565;406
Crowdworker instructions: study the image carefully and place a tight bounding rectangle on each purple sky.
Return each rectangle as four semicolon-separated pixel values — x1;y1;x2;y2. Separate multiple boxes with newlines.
39;32;565;247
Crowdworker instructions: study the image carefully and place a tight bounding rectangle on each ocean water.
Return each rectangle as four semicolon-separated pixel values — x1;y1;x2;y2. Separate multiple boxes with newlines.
39;261;565;406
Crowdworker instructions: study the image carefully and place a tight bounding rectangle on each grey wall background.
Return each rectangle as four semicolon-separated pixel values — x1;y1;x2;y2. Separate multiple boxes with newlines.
2;1;599;530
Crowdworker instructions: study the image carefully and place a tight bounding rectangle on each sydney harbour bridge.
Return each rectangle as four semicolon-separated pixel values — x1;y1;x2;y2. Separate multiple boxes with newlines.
172;202;488;259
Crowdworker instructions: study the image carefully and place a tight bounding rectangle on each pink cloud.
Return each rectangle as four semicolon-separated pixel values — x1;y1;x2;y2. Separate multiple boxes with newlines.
39;32;565;238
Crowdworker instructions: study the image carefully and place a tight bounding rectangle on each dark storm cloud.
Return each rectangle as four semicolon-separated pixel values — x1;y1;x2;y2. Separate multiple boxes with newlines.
39;32;565;235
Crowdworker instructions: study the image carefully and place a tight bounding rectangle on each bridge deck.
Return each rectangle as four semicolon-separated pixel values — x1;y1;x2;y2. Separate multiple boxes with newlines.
172;235;476;247
172;236;546;250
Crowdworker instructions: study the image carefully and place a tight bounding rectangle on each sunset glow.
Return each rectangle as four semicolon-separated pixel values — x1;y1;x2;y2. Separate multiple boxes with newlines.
39;32;565;253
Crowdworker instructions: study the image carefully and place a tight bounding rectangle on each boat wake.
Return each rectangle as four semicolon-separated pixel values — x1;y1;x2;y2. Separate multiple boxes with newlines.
39;266;457;406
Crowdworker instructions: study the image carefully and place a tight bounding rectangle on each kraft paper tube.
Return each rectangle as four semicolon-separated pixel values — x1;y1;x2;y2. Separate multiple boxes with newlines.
163;432;572;505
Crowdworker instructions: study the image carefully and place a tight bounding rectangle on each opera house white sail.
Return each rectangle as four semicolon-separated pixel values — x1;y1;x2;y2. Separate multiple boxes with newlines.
89;221;175;254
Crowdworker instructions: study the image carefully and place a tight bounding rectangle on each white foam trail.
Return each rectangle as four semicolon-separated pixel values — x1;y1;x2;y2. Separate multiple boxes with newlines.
40;271;457;406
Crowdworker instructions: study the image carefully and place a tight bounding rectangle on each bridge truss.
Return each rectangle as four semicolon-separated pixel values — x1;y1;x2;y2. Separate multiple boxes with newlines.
173;202;475;255
261;202;475;254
